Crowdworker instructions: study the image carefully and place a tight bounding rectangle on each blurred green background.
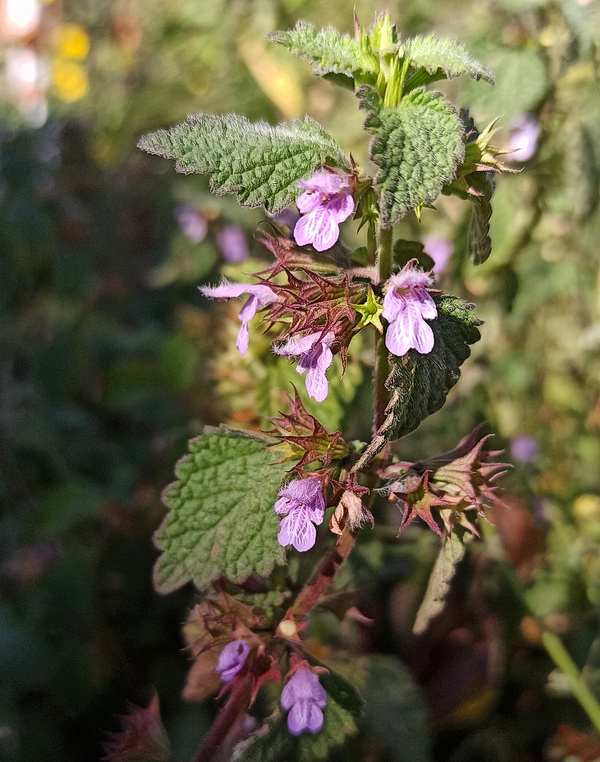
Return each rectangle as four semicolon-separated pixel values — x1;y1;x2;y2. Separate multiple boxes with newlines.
1;0;599;760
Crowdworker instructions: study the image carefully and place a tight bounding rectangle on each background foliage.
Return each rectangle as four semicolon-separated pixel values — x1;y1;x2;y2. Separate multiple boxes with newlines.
1;0;599;760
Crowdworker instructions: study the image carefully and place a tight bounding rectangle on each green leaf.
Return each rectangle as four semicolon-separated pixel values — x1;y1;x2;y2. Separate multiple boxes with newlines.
138;115;349;213
468;172;495;265
267;22;378;84
401;35;495;87
413;533;467;635
459;48;547;120
153;429;289;593
362;656;432;762
360;87;465;226
232;670;362;762
379;295;481;442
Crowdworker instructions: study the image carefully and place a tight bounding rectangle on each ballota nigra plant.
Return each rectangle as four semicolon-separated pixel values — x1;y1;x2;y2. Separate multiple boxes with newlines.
127;12;514;762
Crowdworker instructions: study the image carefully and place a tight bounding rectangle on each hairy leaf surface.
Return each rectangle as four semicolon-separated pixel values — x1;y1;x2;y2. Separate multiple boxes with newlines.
360;87;464;225
232;670;361;762
468;172;495;265
268;22;378;83
138;115;349;213
402;35;495;87
153;429;288;593
362;656;432;761
413;533;467;635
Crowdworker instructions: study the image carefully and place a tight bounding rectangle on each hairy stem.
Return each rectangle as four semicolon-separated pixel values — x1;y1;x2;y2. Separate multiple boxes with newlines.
192;674;253;762
277;226;395;630
284;528;357;624
374;225;393;431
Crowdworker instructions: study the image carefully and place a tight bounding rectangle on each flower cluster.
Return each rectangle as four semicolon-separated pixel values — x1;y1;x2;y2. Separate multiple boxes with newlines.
281;667;327;735
200;170;366;402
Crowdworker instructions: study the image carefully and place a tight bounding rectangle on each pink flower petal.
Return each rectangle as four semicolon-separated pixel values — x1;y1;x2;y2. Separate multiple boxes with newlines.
411;315;435;354
235;322;250;354
305;365;328;402
296;190;323;214
200;281;276;306
327;191;354;223
278;507;317;552
287;701;324;735
385;307;414;357
298;171;350;195
415;289;437;320
274;331;321;358
293;210;339;252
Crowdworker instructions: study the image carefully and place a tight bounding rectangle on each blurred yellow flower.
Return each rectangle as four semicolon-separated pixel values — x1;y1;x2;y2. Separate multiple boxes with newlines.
57;23;90;60
573;494;600;523
51;60;88;102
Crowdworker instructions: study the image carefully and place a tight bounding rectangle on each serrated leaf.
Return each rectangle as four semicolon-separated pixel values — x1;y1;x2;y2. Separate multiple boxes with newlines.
360;87;465;226
379;294;481;442
413;533;467;635
232;669;361;762
468;172;495;265
362;656;432;762
267;22;378;83
401;35;495;88
138;115;349;213
153;429;289;593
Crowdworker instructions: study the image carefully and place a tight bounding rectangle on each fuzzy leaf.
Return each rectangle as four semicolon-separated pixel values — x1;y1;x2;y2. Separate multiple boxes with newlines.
413;533;467;635
380;295;481;442
360;87;465;225
362;656;432;762
267;22;378;83
153;429;289;593
138;115;349;213
232;670;361;762
468;172;495;265
401;35;495;87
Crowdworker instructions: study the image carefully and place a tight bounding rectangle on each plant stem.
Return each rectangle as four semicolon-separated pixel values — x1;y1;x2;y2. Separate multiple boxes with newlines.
481;522;600;733
374;225;393;432
285;528;357;623
278;226;395;629
541;630;600;733
192;674;253;762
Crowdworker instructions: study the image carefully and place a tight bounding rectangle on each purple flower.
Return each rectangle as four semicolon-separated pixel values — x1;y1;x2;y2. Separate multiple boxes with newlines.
216;225;249;263
281;668;327;735
216;639;250;683
200;280;278;355
382;263;437;357
175;204;207;244
273;331;335;402
293;171;354;252
423;234;452;275
274;477;325;552
511;435;538;463
507;115;540;163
